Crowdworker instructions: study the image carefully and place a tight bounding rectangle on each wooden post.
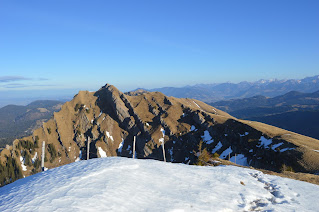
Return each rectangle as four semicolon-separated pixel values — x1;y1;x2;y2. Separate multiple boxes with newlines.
162;140;166;162
235;154;237;164
133;136;136;159
41;141;45;171
87;137;90;160
228;152;230;161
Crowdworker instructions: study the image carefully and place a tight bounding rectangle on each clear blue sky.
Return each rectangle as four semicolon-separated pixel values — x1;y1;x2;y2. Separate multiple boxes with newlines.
0;0;318;95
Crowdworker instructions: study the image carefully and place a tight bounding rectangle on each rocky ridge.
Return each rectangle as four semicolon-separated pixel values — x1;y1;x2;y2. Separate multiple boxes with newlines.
1;84;319;186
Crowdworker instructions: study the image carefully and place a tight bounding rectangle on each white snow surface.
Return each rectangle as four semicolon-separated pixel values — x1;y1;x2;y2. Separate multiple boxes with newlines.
75;151;82;162
98;147;107;158
190;125;196;131
19;156;27;171
240;132;249;137
105;131;114;141
159;127;165;143
202;130;214;144
160;127;165;137
257;136;273;149
0;157;318;212
193;100;201;110
280;147;295;152
271;142;284;150
159;138;164;143
32;152;38;163
118;139;124;153
212;141;223;153
230;154;249;166
220;146;233;159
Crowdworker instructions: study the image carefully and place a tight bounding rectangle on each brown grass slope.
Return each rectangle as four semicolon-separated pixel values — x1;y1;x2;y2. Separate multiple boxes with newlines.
1;83;319;187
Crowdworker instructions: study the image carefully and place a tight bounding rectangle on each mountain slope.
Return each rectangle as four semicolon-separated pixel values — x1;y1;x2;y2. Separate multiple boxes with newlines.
0;100;63;148
149;75;319;102
211;90;319;114
251;111;319;140
1;84;319;187
1;157;319;212
210;90;319;139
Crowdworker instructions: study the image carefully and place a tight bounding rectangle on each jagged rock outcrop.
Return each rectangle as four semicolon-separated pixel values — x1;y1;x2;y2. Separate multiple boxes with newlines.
1;83;319;187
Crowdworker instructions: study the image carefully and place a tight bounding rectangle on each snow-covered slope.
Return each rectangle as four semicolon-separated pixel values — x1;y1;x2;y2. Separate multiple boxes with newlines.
0;158;318;212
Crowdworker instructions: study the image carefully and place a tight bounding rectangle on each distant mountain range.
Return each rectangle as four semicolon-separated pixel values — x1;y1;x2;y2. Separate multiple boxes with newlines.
144;75;319;102
210;90;319;139
0;100;63;148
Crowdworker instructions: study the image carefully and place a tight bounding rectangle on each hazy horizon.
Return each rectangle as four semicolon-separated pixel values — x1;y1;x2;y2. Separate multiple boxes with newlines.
1;74;319;108
1;0;318;106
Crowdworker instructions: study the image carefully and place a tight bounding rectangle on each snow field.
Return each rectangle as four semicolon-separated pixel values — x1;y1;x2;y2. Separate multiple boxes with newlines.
19;156;27;171
202;130;214;144
118;139;124;153
1;157;318;211
97;147;107;158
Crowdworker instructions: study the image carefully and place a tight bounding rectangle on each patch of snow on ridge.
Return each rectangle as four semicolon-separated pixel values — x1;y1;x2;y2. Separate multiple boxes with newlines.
193;100;201;109
159;128;165;144
127;145;132;154
206;139;214;145
240;132;249;137
105;131;114;141
220;147;233;159
75;151;82;162
230;154;249;166
1;158;319;211
169;148;174;161
118;139;124;153
160;128;165;137
19;156;27;171
272;142;284;150
202;130;214;144
212;142;223;153
98;147;107;158
190;125;196;131
32;152;37;163
257;136;272;149
280;148;295;152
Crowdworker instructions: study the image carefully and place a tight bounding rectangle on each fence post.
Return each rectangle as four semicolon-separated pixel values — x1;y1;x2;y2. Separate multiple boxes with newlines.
41;141;45;171
133;136;136;159
235;154;237;164
162;140;166;162
87;137;90;160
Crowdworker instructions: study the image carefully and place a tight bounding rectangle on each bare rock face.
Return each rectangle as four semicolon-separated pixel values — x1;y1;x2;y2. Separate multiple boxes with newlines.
1;83;319;187
192;111;205;125
97;84;131;122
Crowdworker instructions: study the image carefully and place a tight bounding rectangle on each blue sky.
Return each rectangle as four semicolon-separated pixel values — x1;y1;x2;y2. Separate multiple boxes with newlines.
0;0;318;97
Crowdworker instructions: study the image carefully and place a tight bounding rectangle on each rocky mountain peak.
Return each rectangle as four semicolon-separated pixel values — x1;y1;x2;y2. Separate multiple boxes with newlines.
1;84;319;187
